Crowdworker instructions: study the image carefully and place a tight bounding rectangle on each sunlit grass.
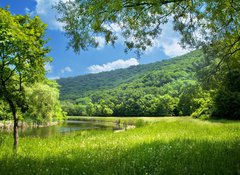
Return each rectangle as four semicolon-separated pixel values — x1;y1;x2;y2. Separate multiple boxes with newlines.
0;117;239;175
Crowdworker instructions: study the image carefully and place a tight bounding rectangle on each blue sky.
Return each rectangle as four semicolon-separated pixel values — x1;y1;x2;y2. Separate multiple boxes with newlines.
0;0;190;79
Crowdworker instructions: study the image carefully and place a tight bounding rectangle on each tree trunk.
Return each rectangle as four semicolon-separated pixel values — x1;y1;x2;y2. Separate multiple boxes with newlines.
2;89;19;151
8;100;18;152
13;110;18;151
1;80;19;151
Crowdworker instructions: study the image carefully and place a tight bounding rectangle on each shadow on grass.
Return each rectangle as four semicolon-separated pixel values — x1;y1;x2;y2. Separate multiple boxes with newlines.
0;138;239;175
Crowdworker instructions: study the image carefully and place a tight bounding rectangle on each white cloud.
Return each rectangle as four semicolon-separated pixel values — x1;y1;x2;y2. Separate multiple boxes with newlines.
104;20;191;57
94;36;105;50
48;76;60;80
104;19;191;57
107;23;122;33
143;19;191;57
32;0;69;31
88;58;139;73
44;63;53;72
25;7;31;14
61;66;72;73
103;23;124;43
161;39;190;57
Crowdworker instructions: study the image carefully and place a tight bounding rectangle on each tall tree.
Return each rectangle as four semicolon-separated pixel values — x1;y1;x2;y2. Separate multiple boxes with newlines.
0;8;50;150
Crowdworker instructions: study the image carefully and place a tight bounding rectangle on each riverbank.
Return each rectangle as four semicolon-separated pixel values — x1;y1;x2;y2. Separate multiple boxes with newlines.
0;120;59;131
0;117;239;174
67;116;181;127
67;116;143;130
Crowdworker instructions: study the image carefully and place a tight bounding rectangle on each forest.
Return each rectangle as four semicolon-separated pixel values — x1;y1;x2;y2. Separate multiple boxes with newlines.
58;50;239;119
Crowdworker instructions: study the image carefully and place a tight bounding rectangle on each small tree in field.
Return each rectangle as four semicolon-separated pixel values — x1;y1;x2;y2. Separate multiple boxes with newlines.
0;8;50;151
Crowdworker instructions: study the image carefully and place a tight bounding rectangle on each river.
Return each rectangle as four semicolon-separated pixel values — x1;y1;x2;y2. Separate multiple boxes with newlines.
17;120;121;138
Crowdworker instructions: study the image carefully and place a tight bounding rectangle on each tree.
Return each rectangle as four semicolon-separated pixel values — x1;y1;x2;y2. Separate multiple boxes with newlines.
24;81;65;124
0;8;50;150
213;70;240;119
155;95;176;116
86;102;95;116
178;84;202;116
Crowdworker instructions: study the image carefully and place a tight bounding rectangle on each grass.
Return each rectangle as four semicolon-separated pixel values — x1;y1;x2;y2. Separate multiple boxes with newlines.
0;117;239;175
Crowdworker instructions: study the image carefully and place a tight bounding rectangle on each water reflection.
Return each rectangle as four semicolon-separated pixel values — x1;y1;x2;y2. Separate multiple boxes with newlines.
19;120;121;138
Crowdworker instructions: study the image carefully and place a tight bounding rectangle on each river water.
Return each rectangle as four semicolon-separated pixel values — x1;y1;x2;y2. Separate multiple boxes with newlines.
17;120;121;138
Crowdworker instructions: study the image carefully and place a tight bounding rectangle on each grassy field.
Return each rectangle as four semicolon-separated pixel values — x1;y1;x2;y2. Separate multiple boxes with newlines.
0;117;239;175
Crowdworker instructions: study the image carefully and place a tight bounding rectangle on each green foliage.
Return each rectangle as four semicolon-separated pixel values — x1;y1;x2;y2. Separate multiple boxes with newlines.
0;8;50;84
24;81;65;123
134;119;146;128
0;7;50;116
59;48;239;119
178;84;208;116
0;118;239;174
0;100;11;120
0;8;61;149
196;46;240;119
55;0;239;57
0;134;6;146
59;50;207;117
0;8;65;123
212;70;240;119
61;100;88;116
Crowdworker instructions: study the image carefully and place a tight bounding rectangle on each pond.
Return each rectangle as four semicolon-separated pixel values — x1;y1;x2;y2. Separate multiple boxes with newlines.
18;120;121;138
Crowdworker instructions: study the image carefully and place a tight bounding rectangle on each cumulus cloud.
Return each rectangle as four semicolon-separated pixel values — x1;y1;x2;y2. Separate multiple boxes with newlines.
133;19;191;57
150;19;191;57
48;76;60;80
31;0;68;31
44;63;53;72
103;23;123;41
61;66;72;73
104;19;191;57
94;36;105;50
88;58;139;73
161;39;190;57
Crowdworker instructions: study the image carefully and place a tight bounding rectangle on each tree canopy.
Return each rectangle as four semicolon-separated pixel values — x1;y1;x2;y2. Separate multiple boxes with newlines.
55;0;239;58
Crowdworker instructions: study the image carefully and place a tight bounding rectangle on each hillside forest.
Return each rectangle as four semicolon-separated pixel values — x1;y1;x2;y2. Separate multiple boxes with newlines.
58;50;240;119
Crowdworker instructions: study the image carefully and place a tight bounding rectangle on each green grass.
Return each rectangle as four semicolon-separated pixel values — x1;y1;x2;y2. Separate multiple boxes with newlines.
0;117;239;175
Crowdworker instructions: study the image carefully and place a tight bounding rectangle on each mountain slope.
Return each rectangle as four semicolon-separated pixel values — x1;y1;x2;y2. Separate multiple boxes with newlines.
57;50;203;101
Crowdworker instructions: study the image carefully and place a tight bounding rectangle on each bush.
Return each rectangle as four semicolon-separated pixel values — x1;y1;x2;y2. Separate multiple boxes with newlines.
134;119;145;127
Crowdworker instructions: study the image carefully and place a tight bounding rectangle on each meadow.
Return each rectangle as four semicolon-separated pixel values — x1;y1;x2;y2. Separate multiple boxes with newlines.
0;117;239;175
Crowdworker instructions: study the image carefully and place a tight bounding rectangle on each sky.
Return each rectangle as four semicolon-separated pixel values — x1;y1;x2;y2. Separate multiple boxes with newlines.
0;0;190;79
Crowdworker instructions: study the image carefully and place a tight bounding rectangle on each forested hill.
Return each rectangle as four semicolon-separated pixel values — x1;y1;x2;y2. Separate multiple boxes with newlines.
57;50;208;117
57;50;203;101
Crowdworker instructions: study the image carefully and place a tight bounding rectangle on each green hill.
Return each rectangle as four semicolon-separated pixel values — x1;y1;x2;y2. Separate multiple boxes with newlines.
58;50;203;100
57;50;206;116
